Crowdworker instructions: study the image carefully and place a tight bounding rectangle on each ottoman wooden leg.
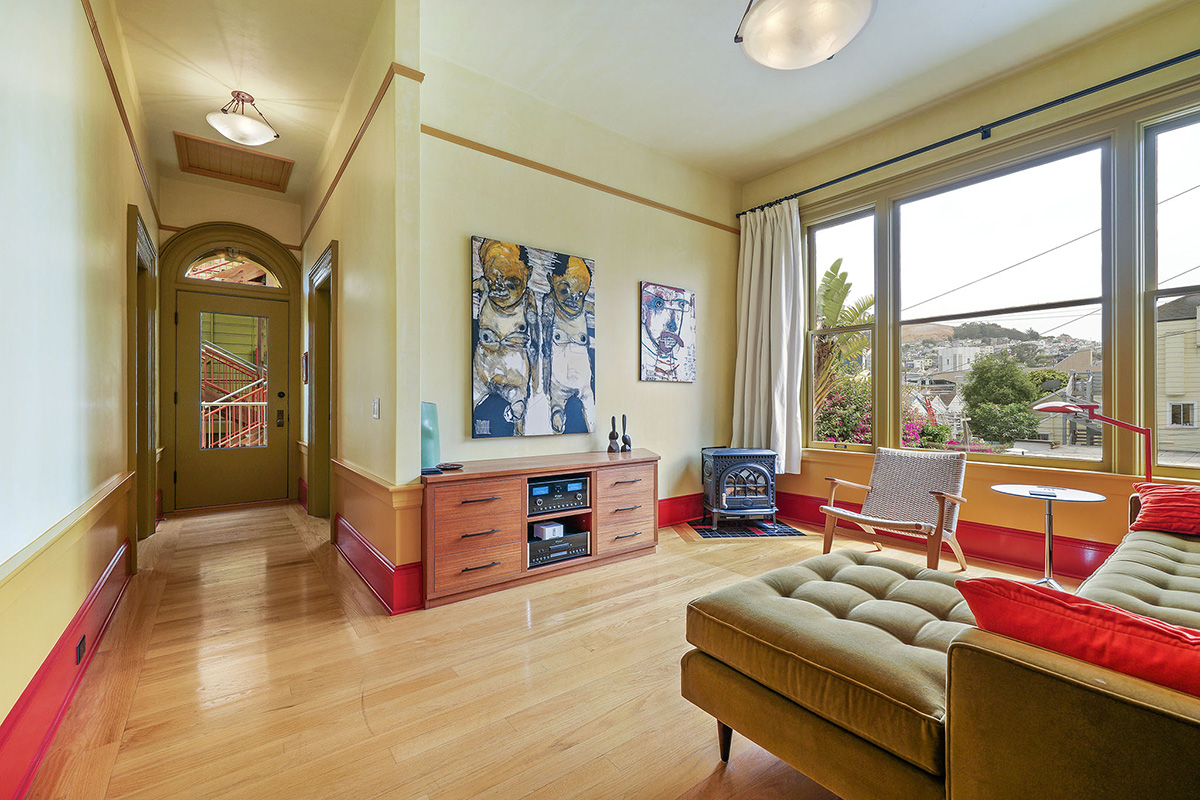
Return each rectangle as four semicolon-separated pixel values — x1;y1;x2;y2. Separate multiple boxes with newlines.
718;720;733;762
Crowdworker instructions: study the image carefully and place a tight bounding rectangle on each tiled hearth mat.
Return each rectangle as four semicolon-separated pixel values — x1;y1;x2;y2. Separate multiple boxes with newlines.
688;519;807;538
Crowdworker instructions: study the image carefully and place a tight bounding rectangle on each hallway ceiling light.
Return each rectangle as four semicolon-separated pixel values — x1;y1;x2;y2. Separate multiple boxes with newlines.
205;91;279;146
734;0;876;70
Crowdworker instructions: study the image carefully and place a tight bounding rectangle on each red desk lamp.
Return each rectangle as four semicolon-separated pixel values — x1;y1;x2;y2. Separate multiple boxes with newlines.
1032;400;1154;483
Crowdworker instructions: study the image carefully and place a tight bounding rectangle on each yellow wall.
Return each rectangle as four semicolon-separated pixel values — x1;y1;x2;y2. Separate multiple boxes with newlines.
0;0;153;718
418;54;742;500
160;176;302;248
302;0;408;484
746;2;1200;548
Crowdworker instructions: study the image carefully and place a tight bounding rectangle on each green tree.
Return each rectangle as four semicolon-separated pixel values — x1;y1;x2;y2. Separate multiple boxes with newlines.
969;402;1041;444
813;259;874;409
961;353;1038;408
1009;342;1040;366
1028;368;1069;393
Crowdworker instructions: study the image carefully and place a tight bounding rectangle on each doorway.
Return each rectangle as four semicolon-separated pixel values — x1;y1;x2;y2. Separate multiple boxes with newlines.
158;223;302;514
175;291;290;508
306;242;337;519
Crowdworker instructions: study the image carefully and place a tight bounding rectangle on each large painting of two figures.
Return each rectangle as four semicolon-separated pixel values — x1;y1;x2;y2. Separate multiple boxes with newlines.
471;236;596;438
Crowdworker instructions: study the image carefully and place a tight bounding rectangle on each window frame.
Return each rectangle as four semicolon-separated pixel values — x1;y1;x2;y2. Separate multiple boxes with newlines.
803;139;1115;471
806;208;877;453
1169;402;1196;428
1145;109;1200;475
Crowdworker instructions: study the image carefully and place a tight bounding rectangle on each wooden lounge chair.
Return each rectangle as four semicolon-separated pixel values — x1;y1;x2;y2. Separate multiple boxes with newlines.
822;447;968;570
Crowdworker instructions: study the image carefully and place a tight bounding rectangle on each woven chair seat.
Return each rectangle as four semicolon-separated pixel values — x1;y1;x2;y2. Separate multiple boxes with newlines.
819;505;935;536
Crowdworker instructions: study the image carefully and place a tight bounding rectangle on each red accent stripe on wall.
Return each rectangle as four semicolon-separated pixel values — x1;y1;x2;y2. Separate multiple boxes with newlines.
0;541;131;800
778;491;1116;580
659;493;704;526
298;479;308;511
332;514;422;615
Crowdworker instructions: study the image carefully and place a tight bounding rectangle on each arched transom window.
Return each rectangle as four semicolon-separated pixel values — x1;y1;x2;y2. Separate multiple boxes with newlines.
185;248;281;288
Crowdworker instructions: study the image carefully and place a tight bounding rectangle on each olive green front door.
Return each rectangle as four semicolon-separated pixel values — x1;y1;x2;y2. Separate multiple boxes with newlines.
175;290;289;509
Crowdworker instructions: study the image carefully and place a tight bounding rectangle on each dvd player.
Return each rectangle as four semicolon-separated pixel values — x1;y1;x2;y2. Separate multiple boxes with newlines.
528;531;590;567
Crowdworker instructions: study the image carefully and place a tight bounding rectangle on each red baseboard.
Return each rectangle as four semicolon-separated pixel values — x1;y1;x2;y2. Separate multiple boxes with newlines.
778;491;1115;580
659;493;704;526
0;540;131;800
298;478;308;510
332;514;422;615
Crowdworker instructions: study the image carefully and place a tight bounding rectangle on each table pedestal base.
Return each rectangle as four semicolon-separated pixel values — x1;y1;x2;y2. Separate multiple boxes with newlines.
1032;576;1065;592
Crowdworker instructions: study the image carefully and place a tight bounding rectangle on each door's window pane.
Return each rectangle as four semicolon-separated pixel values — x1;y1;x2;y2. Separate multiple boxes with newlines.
186;249;281;288
813;330;873;446
200;311;268;449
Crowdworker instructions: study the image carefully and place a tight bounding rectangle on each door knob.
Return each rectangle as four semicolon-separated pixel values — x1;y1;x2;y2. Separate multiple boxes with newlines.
276;409;285;427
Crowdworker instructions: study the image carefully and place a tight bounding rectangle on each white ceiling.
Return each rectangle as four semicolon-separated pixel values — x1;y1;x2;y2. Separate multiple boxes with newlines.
115;0;383;201
423;0;1188;182
115;0;1189;204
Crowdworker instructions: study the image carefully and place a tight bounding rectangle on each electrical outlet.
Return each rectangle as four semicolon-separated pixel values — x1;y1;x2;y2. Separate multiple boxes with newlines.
372;398;380;419
76;635;86;666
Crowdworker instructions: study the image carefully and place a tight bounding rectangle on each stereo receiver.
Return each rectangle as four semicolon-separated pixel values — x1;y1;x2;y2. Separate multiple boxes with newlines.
528;475;590;515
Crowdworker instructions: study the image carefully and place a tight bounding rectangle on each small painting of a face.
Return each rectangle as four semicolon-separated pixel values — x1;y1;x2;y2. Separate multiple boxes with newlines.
640;281;696;383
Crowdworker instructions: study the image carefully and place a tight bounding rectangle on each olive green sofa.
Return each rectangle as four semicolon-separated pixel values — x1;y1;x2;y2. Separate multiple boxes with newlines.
681;497;1200;800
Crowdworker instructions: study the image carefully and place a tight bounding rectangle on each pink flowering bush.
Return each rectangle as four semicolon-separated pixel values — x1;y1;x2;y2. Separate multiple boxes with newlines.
814;380;872;445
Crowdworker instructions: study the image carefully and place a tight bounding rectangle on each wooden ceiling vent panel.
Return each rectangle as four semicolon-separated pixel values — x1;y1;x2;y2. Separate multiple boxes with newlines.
173;132;295;193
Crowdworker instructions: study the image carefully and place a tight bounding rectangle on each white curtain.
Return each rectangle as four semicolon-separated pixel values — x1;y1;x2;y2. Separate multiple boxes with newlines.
731;198;805;474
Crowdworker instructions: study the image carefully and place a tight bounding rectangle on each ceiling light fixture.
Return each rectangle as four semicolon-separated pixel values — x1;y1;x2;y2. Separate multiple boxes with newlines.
205;91;279;146
734;0;876;70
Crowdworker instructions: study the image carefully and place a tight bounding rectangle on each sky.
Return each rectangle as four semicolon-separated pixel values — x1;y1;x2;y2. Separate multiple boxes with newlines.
811;120;1200;342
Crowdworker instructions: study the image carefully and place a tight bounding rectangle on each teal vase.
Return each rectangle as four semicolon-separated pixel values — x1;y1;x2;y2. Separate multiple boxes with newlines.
421;402;441;470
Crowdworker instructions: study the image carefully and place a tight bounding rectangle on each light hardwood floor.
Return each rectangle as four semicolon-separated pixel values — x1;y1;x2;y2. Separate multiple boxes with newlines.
28;504;1056;799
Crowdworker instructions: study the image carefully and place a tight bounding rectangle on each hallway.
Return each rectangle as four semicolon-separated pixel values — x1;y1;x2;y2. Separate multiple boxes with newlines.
28;505;854;799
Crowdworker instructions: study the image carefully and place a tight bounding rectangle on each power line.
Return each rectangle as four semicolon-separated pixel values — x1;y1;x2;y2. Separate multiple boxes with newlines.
901;229;1098;313
901;178;1200;314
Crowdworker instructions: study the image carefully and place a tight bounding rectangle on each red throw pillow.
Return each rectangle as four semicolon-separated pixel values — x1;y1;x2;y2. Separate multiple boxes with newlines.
957;577;1200;697
1131;482;1200;535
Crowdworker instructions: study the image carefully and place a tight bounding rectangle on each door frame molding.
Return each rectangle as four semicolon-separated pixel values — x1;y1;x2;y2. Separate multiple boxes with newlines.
306;241;338;520
126;206;157;572
159;223;302;513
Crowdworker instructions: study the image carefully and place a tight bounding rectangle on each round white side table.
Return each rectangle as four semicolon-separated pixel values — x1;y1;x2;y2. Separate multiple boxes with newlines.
990;484;1105;591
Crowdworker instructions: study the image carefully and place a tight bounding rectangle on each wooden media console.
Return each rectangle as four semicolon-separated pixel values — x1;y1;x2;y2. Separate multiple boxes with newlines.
421;449;660;607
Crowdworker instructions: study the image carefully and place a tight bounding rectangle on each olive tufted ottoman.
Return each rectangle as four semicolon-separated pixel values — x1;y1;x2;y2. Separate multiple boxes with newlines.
681;550;974;800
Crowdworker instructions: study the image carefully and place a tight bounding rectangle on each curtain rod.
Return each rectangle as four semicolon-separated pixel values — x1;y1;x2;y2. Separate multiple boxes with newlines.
738;46;1200;218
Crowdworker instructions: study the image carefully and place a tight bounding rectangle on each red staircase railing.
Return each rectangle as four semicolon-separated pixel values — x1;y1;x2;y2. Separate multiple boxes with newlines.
201;343;260;400
201;380;267;449
200;342;267;449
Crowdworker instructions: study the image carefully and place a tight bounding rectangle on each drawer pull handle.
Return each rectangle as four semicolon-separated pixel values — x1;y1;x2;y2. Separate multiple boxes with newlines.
615;531;643;540
615;504;643;512
462;561;501;573
615;478;642;485
462;528;501;539
462;496;502;505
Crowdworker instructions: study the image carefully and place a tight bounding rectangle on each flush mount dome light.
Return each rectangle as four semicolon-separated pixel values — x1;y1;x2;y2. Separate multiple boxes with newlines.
735;0;876;70
205;90;279;146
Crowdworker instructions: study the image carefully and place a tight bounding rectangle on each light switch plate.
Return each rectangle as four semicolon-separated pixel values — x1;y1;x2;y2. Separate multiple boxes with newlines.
372;398;380;419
